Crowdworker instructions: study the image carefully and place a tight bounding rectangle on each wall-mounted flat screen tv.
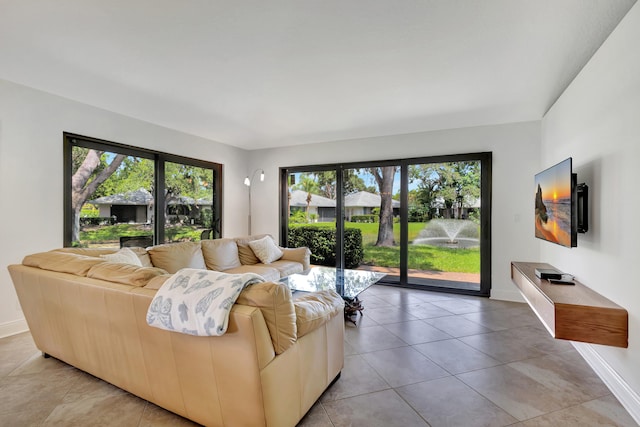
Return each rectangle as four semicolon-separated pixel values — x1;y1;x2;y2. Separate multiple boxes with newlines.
534;158;577;247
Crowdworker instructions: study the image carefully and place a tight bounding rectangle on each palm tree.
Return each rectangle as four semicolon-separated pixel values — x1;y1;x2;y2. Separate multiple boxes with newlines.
294;175;319;222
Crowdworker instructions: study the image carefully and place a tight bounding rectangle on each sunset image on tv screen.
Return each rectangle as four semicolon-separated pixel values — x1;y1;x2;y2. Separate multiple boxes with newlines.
534;159;572;247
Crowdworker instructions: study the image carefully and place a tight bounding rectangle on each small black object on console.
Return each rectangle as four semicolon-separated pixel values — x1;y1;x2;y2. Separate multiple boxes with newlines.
577;183;588;233
535;268;563;280
548;278;575;285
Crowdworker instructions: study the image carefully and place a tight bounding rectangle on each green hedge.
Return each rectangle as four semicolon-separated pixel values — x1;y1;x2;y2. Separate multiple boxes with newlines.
287;226;364;269
350;214;378;223
79;217;116;226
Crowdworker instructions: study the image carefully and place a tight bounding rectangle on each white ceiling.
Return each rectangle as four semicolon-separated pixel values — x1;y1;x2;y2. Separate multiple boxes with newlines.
0;0;635;150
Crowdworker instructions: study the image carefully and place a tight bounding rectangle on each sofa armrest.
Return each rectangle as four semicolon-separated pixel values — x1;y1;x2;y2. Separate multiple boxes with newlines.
280;247;311;272
236;282;297;354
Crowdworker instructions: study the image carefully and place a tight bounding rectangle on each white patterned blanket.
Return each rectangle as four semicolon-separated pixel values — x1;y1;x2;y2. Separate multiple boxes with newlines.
146;268;265;336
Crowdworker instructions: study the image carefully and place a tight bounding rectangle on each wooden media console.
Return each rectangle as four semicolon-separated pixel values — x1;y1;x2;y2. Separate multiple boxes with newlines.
511;261;628;348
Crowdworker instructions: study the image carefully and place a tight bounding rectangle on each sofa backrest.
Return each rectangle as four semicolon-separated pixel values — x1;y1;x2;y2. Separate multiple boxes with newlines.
54;234;285;272
22;251;168;287
56;247;153;267
146;241;206;273
23;251;107;276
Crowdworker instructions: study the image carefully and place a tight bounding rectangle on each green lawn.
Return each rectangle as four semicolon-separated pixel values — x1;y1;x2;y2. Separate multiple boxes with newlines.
365;245;480;273
79;223;201;245
291;221;480;273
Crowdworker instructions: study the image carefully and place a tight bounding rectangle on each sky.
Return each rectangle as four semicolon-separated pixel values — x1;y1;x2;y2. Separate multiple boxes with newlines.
535;158;572;201
290;168;403;196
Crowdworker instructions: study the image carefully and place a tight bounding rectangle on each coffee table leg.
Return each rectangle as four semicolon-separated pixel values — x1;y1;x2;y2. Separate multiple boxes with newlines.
344;296;364;324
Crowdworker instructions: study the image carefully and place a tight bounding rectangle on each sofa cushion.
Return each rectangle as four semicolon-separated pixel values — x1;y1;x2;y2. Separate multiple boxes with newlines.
57;247;153;267
201;238;242;271
294;290;344;338
55;247;118;256
144;273;172;290
87;262;168;287
237;282;296;354
147;242;206;274
235;234;269;265
248;236;283;264
99;247;142;266
223;265;280;282
269;260;304;278
23;251;105;276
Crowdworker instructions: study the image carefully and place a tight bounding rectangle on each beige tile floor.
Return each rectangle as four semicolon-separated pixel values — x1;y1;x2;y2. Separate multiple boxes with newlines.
0;285;637;427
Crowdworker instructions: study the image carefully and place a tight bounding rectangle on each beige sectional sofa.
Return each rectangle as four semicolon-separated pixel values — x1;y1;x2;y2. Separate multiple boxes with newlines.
8;236;345;427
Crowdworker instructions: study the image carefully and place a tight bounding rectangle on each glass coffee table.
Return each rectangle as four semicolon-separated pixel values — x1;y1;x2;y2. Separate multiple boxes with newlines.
280;266;386;324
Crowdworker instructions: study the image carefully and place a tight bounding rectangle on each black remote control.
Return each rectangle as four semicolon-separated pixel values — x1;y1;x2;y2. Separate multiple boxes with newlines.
548;278;575;285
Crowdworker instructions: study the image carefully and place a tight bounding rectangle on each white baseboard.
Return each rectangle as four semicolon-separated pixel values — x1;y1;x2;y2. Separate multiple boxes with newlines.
0;318;29;339
573;342;640;424
490;288;525;302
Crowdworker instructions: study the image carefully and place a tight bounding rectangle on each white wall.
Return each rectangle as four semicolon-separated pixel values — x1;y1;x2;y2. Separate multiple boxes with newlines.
541;2;640;418
0;80;541;335
247;120;541;302
0;79;249;336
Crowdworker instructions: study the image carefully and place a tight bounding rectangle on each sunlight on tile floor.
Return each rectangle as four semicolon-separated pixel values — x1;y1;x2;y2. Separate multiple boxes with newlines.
0;285;636;426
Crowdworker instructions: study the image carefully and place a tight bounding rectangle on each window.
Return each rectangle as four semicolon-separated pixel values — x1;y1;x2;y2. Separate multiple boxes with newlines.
64;133;222;247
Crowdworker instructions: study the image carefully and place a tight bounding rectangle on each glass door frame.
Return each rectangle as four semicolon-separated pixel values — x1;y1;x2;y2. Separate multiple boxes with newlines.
280;151;492;297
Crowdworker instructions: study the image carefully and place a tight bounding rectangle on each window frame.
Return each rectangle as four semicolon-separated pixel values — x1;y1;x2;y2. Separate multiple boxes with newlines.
63;132;223;247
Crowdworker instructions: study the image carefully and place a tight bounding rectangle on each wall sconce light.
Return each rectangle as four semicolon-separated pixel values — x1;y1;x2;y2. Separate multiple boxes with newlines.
244;169;264;235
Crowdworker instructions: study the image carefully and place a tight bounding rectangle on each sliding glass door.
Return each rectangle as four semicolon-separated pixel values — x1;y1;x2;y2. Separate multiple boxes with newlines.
281;152;491;296
342;165;402;282
406;159;483;292
282;168;338;266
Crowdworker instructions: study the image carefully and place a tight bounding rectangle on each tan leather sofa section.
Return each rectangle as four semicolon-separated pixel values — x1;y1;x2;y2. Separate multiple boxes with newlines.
8;251;344;427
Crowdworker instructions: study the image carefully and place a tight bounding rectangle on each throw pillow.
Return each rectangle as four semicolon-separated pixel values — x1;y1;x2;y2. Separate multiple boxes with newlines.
129;246;153;267
248;236;283;264
100;247;143;267
235;234;268;265
237;242;259;265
